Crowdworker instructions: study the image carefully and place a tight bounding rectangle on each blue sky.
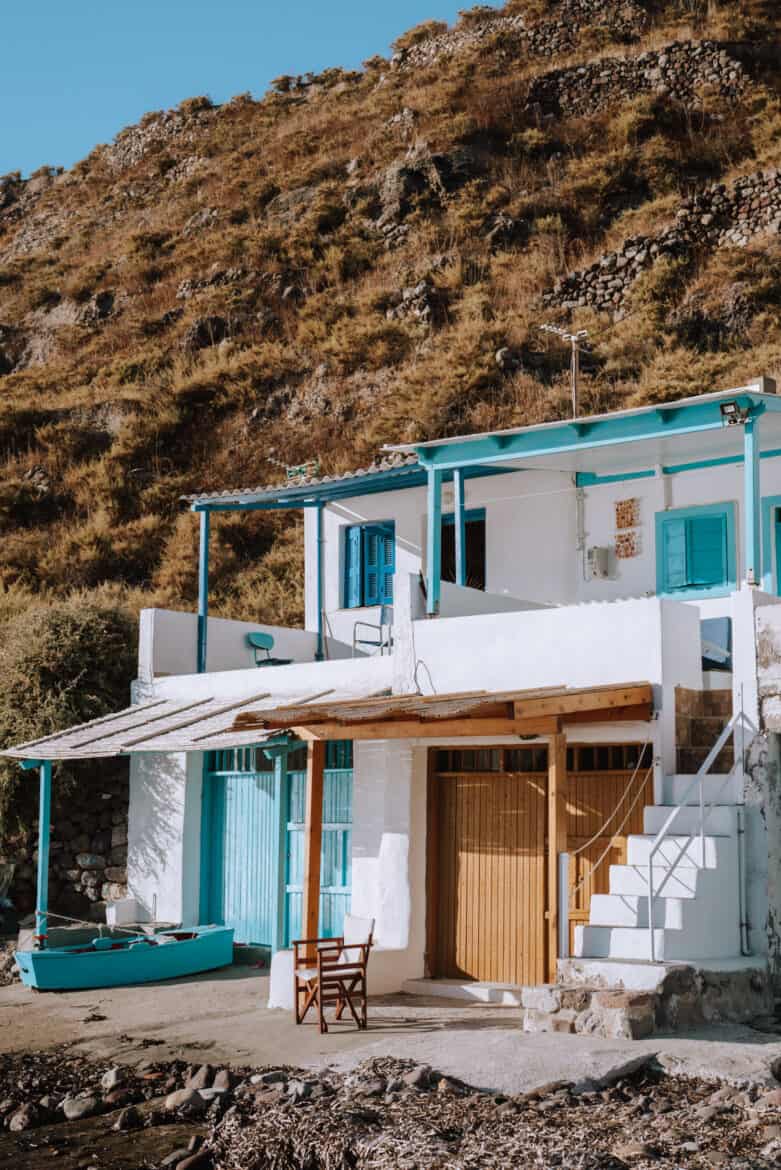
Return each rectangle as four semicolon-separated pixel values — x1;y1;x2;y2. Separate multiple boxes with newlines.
1;1;501;177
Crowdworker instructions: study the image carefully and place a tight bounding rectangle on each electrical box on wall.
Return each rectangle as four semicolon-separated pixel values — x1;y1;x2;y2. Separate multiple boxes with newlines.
587;546;611;579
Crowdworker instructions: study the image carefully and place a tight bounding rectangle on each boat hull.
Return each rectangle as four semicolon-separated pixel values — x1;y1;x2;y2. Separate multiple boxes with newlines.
14;925;235;991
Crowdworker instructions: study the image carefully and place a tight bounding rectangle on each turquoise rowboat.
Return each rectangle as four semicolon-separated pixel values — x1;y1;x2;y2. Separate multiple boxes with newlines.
15;924;234;991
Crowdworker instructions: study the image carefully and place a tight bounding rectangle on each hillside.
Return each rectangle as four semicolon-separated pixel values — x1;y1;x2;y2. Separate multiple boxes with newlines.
1;0;780;632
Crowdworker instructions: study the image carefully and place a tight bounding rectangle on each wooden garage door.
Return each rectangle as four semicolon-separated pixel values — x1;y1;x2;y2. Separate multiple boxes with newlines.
429;749;547;986
428;743;653;986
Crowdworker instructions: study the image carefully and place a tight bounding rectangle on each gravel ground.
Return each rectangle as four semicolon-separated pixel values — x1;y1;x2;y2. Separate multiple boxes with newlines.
2;1049;781;1169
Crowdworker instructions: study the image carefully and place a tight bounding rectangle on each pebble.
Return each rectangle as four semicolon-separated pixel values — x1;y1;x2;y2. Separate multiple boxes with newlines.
165;1087;208;1115
63;1093;100;1121
8;1102;40;1131
101;1065;126;1092
113;1104;142;1131
403;1064;431;1089
186;1064;213;1091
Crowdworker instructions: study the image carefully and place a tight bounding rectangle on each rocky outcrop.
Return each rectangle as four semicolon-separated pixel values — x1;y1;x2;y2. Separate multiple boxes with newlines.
528;41;748;119
546;168;781;314
389;0;648;73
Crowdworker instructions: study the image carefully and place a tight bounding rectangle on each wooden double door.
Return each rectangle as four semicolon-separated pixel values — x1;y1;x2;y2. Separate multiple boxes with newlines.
427;745;652;986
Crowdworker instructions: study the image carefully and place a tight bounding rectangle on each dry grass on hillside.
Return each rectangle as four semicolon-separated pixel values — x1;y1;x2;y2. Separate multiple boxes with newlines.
0;0;780;629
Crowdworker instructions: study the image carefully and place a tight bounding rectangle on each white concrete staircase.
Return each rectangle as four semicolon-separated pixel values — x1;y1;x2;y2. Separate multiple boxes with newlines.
574;772;742;963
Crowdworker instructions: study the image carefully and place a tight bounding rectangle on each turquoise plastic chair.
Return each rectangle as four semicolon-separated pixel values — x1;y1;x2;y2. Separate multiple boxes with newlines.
246;631;292;668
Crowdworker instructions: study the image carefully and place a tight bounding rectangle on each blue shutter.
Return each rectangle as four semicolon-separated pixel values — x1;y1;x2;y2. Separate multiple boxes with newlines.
380;522;395;604
687;514;727;587
344;526;362;608
662;518;687;590
363;527;381;606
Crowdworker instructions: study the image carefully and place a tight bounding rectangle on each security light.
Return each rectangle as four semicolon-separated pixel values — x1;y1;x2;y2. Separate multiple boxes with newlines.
719;401;750;426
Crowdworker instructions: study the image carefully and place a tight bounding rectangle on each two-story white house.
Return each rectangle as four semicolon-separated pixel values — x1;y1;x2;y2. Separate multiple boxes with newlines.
8;375;781;1019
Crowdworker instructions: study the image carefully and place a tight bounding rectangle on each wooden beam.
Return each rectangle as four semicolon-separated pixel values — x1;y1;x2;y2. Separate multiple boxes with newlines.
563;703;653;727
514;684;652;720
547;730;567;981
301;739;325;960
424;750;439;978
289;716;563;741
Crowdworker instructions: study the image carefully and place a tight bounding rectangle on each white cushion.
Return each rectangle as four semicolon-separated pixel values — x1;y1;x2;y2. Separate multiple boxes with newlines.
295;966;318;981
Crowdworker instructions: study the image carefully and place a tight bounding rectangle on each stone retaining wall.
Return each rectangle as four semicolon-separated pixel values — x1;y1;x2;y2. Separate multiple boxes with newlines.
545;168;781;314
390;0;648;73
2;768;129;927
527;40;747;119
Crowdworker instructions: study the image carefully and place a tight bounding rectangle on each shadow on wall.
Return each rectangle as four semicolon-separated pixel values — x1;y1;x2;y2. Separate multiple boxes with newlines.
127;754;188;921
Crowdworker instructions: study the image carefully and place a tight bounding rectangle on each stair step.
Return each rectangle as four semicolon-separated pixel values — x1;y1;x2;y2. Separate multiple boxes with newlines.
643;804;735;836
626;833;732;869
574;923;740;962
609;863;700;898
662;773;742;806
590;893;688;928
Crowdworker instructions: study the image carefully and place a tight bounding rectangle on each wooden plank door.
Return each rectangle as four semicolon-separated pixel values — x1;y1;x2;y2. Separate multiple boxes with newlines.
430;768;547;985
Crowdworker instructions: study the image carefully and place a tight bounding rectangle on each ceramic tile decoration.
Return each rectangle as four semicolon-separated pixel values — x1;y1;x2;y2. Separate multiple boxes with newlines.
615;530;640;559
615;497;640;529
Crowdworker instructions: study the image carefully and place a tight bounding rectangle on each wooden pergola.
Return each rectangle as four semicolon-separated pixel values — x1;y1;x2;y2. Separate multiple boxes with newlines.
232;682;654;974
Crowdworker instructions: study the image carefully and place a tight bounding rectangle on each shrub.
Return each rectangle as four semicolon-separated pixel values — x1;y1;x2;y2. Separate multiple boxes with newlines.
392;20;448;53
0;598;136;831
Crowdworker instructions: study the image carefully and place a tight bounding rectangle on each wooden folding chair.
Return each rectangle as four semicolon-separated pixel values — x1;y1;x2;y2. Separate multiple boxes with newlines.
292;914;375;1034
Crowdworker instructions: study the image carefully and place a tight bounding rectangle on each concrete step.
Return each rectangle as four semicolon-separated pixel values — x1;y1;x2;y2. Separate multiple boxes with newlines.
662;772;742;806
589;892;690;929
401;978;522;1006
642;803;735;837
626;833;732;869
574;923;740;962
609;863;700;898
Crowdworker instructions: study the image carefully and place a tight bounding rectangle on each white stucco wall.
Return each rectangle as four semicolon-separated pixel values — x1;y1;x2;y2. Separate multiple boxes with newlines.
305;456;781;647
138;608;353;681
306;469;577;645
127;751;203;925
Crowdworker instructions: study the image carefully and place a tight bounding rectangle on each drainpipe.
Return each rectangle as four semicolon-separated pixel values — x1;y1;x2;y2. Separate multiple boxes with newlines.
197;509;210;674
315;503;324;661
737;805;751;955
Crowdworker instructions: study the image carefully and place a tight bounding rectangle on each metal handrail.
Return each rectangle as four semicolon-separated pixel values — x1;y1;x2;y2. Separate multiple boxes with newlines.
645;708;754;960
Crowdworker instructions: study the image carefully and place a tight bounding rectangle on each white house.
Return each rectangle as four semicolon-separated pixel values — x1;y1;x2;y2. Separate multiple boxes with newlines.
8;375;781;1023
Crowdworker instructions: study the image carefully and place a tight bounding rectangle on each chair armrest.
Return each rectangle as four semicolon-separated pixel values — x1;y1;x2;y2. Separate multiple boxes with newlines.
292;936;343;948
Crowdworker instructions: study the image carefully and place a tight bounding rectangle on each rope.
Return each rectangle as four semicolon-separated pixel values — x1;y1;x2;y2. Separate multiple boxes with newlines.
37;911;179;937
568;758;654;903
570;739;651;857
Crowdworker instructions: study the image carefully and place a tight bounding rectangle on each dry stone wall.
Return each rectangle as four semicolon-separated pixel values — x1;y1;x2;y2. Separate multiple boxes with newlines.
390;0;648;73
527;40;748;119
545;168;781;314
3;769;129;928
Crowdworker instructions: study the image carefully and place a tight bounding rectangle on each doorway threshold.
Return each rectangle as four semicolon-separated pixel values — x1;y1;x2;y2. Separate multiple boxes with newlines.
402;977;523;1007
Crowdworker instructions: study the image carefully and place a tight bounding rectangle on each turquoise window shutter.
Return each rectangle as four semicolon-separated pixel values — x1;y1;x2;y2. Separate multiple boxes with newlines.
379;522;395;604
344;526;362;608
687;515;727;586
656;503;735;597
662;517;687;590
363;527;381;605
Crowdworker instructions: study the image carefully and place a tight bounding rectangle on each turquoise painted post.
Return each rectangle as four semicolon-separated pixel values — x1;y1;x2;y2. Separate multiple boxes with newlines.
35;761;52;948
426;468;443;615
197;509;210;673
315;503;324;661
453;469;466;587
744;415;761;586
272;753;287;953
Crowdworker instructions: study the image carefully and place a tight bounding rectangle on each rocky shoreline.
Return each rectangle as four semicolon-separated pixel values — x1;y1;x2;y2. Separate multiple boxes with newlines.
2;1048;781;1169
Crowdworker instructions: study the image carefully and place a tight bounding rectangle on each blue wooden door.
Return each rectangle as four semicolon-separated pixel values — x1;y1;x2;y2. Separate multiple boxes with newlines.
201;747;284;947
284;741;353;943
